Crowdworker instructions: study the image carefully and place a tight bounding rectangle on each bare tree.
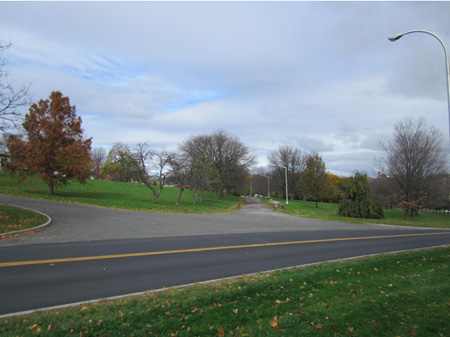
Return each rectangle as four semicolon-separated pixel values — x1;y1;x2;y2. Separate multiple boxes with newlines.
189;151;220;204
91;147;106;180
211;130;255;197
0;42;31;134
134;142;168;203
165;151;191;206
180;137;213;202
379;117;448;219
268;145;307;200
248;167;271;197
181;130;254;198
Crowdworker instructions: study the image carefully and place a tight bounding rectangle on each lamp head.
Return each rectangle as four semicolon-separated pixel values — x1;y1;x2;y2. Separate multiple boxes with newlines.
388;34;404;42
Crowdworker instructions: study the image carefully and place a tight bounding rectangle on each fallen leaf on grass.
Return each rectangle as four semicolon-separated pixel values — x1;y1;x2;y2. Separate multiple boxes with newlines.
270;316;279;328
29;324;38;330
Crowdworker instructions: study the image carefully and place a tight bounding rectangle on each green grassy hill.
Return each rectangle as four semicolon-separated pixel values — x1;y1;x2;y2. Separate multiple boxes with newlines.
0;172;241;214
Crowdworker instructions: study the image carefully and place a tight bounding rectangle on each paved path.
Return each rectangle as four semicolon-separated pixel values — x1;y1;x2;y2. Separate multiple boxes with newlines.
0;195;419;246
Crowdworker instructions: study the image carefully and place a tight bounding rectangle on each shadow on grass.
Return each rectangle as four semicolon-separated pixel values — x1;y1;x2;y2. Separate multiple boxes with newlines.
24;189;129;202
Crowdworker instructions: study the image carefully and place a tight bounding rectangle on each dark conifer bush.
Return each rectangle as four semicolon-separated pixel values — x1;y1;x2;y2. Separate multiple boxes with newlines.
339;171;384;219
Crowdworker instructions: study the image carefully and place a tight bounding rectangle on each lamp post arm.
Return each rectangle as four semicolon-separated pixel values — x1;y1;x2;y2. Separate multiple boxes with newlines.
389;30;450;143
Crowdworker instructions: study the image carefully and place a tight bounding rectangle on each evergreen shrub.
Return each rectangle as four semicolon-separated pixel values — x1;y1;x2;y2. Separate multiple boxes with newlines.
339;171;384;219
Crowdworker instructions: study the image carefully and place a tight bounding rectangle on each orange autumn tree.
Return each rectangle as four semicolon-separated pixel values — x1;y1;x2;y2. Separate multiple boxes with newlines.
6;91;92;194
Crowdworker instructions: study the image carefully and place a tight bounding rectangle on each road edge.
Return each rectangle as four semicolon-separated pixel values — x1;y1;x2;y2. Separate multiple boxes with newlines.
1;243;448;319
0;205;52;239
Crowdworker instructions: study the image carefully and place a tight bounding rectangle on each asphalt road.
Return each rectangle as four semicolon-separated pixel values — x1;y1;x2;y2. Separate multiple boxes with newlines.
1;195;449;316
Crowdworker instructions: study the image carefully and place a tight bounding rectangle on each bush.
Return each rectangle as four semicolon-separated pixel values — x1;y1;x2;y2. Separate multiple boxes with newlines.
339;172;384;219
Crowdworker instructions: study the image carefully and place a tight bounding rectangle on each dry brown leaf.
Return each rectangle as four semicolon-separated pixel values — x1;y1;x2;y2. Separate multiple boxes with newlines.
270;316;279;328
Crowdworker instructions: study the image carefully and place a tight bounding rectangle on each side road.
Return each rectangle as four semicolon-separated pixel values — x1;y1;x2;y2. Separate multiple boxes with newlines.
0;195;443;246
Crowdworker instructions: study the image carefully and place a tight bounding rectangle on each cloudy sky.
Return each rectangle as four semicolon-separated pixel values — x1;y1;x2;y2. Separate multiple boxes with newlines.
1;1;450;176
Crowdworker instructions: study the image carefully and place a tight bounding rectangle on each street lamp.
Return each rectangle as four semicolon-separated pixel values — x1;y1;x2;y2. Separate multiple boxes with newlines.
279;165;289;205
388;30;450;142
263;175;270;198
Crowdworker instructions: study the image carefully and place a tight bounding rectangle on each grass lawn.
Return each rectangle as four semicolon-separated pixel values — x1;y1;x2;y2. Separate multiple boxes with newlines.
1;246;448;336
2;171;450;229
1;173;449;335
0;172;241;215
0;204;48;234
266;198;450;229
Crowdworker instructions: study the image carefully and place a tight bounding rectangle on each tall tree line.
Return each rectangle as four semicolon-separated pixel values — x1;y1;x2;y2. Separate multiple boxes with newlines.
376;117;448;219
266;146;331;206
98;130;254;204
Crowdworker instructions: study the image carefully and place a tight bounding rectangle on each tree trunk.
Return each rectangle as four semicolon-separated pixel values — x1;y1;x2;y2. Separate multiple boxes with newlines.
176;188;184;206
193;187;197;205
315;201;319;209
404;208;410;220
142;178;160;203
48;183;54;195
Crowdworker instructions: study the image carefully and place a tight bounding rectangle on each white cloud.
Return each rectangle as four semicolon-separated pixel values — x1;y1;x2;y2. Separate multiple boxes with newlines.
1;1;450;177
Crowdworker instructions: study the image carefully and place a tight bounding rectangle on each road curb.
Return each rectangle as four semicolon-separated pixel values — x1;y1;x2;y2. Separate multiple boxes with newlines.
0;205;52;239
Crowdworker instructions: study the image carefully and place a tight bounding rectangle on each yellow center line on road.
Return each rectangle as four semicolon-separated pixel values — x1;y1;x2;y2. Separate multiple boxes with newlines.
1;232;449;268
